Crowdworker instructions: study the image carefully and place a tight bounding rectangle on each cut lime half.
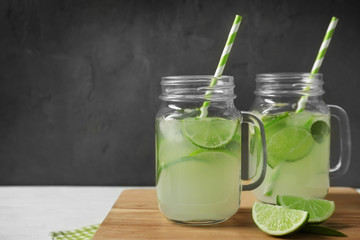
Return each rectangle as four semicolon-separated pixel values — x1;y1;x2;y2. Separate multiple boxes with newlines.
267;127;314;168
182;117;238;149
277;195;335;223
252;201;309;236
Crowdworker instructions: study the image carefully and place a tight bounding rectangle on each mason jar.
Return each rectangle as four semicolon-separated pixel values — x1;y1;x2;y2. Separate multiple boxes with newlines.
249;73;351;204
156;75;267;225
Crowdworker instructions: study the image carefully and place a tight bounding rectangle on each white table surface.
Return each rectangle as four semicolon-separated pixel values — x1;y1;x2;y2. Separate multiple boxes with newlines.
0;186;152;240
0;186;358;240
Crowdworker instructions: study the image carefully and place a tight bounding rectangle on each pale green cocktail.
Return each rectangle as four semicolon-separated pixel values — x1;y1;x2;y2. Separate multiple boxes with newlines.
156;117;241;223
251;110;330;203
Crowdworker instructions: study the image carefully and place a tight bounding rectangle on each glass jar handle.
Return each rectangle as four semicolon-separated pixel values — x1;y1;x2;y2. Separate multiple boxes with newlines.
328;105;351;178
241;112;267;191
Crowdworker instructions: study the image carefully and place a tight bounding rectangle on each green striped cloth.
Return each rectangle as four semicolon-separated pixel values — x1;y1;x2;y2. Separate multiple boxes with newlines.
51;224;99;240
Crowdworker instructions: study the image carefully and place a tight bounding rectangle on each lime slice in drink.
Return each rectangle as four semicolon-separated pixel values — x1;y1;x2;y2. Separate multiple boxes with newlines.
182;117;238;149
252;201;309;236
267;127;314;168
157;150;237;180
262;112;289;129
277;195;335;223
166;151;237;170
157;151;239;202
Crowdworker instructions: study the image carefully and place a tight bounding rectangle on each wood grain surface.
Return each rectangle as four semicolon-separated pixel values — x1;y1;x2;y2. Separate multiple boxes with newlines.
93;187;360;239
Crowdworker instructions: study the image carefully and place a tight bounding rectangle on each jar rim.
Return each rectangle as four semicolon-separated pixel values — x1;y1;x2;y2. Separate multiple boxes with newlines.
256;72;323;82
160;75;236;102
161;75;234;84
254;72;324;97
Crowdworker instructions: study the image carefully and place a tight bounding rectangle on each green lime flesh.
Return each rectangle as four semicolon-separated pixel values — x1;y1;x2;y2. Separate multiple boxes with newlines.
252;201;309;236
267;127;314;168
181;117;238;149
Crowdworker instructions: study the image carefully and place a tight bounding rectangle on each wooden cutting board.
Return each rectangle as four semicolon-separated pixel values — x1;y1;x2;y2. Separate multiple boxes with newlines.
93;187;360;239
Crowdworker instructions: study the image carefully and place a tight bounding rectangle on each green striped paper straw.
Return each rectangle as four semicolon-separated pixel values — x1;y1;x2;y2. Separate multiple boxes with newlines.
199;15;242;118
296;17;339;113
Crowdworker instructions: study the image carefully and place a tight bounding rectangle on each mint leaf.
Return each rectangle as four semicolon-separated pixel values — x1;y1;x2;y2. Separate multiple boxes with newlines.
301;225;346;237
311;120;330;143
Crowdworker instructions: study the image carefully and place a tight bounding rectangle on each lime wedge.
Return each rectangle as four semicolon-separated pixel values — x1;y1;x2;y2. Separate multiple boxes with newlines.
277;195;335;223
182;117;238;149
267;127;314;168
252;201;309;236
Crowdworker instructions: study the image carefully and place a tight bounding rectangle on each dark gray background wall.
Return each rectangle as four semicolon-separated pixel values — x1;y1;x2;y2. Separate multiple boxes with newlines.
0;0;359;186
